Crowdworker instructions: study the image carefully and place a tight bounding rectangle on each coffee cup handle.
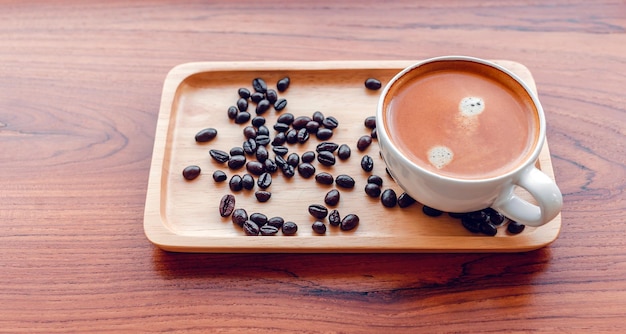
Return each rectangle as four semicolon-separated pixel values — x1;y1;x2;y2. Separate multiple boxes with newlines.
492;166;563;227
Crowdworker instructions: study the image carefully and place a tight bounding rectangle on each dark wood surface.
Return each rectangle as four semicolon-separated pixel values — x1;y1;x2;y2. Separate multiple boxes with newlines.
1;1;625;332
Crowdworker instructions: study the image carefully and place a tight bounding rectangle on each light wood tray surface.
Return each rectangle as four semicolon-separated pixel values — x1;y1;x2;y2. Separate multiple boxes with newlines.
143;60;561;253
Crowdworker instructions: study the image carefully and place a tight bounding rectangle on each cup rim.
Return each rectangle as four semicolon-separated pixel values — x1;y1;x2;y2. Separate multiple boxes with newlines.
376;55;546;183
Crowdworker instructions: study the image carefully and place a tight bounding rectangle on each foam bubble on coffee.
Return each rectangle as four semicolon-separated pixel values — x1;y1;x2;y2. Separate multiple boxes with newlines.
428;145;453;169
459;96;485;116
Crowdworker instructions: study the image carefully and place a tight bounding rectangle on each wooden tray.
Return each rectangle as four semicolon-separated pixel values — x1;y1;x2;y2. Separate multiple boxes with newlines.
143;60;561;253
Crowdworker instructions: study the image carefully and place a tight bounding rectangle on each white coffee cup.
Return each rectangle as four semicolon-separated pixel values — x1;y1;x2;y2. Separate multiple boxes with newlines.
376;56;562;227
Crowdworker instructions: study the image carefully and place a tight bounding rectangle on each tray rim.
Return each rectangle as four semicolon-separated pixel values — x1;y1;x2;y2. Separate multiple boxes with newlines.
143;60;561;253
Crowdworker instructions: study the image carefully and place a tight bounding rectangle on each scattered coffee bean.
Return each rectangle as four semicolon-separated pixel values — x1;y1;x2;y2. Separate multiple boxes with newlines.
260;225;279;236
364;116;377;129
340;214;359;231
337;144;351;160
315;172;334;185
364;183;381;198
397;192;416;208
257;125;270;136
272;132;286;146
219;194;236;217
322;116;339;129
312;221;327;234
312;111;324;123
243;220;260;236
265;89;278;104
292;116;311;130
365;78;382;90
212;170;227;182
235;111;251;124
276;77;290;92
227;105;238;119
282;221;298;235
267;217;284;229
229;175;243;192
277;113;294;125
328;209;341;226
237;97;248;112
361;155;374;172
252;77;267;93
243;126;257;139
274;98;287;111
317;150;336;166
316;142;339;153
251;116;265;127
243;138;257;155
255;134;271;146
335;174;355;188
241;173;255;190
297;128;309;143
484;208;506;226
466;211;488;224
231;208;248;227
257;172;272;189
285;129;298;144
182;165;201;180
507;221;526;234
308;204;328;219
422;205;443;217
301;151;315;163
316;128;333;140
195;128;218;142
306;121;320;133
275;155;287;168
250;92;264;103
256;99;271;115
371;128;377;139
255;190;272;202
297;162;316;178
357;135;372;151
210;149;230;163
381;189;397;207
367;175;383;186
263;158;278;173
250;212;268;226
230;146;244;156
272;145;289;157
256;145;268;162
228;154;246;170
238;87;251;99
273;122;290;133
481;222;498;236
448;212;466;219
324;189;340;206
461;216;481;233
287;153;300;167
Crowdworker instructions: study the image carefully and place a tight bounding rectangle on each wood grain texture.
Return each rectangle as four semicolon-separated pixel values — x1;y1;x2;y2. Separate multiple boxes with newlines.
1;0;625;332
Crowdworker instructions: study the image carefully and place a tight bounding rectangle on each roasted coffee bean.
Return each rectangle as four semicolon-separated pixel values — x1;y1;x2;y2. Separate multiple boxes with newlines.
237;97;248;112
282;221;298;235
335;174;355;188
195;128;217;142
277;113;294;125
361;155;374;172
481;222;498;236
243;138;257;155
230;146;244;156
312;221;327;234
297;163;316;178
337;144;351;160
305;121;320;133
322;116;338;129
364;183;381;198
276;77;290;92
357;135;372;151
257;125;270;136
301;151;315;163
365;78;382;90
328;209;341;226
251;116;265;127
231;208;248;227
484;208;506;226
315;172;334;185
272;145;289;157
265;89;278;104
256;99;271;115
246;159;266;174
267;216;284;229
264;158;278;173
250;92;264;103
257;172;272;189
371;128;377;139
285;129;298;144
252;77;267;93
275;155;287;168
212;170;227;182
227;105;238;119
466;210;489;224
367;175;383;186
274;98;287;111
340;214;359;231
243;220;260;236
422;205;443;217
316;142;339;153
255;190;272;202
182;165;201;180
317;150;336;166
397;192;416;208
241;173;255;190
260;225;279;236
364;116;377;129
250;212;268;226
292;116;311;130
381;189;397;207
308;204;328;219
235;111;251;124
243;126;257;139
324;189;340;206
256;145;268;162
219;194;236;217
238;87;251;99
461;216;481;233
507;221;525;234
448;212;466;219
272;132;286;146
210;149;229;163
273;122;290;133
316;128;333;140
228;154;246;169
297;128;309;143
287;153;300;166
312;111;324;123
255;134;271;146
229;175;243;191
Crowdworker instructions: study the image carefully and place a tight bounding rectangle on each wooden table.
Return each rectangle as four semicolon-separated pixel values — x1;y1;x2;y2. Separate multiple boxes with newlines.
1;1;624;332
